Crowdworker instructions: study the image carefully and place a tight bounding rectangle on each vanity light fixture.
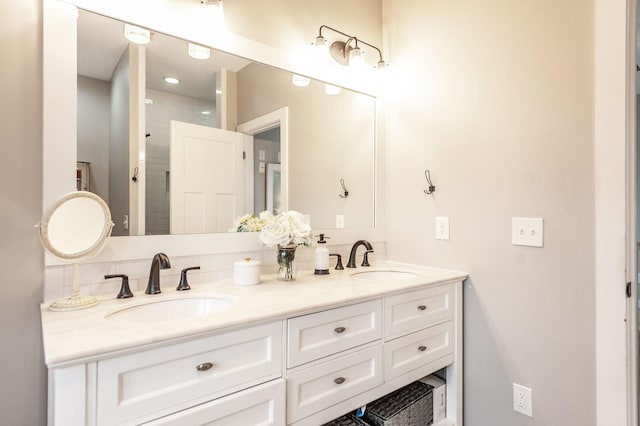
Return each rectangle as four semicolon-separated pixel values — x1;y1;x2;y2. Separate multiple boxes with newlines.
201;0;225;28
124;24;151;45
292;74;311;87
188;42;211;60
313;25;388;69
163;76;180;84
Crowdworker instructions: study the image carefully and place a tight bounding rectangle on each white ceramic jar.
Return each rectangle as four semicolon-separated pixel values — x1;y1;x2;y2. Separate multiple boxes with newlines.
233;258;261;286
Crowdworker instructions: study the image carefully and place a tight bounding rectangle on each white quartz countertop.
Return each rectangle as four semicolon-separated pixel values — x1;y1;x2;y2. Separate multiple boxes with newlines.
40;261;467;366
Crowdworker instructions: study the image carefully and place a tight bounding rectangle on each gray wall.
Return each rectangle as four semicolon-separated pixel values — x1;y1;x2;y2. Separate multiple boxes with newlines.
383;1;595;425
0;0;47;424
78;75;110;203
109;47;130;236
253;127;280;213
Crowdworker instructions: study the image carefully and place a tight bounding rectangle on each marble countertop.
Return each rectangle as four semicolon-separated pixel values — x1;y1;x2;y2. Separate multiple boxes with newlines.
40;261;468;367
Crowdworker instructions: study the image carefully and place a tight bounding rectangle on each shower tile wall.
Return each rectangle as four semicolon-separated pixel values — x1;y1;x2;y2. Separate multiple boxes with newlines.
145;89;216;234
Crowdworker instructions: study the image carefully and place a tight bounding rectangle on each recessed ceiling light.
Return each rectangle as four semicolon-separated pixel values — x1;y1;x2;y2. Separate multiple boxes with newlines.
292;74;310;87
188;43;211;60
201;110;212;115
325;84;341;95
163;76;180;84
124;24;150;45
145;98;154;104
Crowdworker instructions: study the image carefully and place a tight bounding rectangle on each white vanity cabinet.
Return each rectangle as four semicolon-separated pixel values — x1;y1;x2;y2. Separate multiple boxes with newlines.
45;274;464;426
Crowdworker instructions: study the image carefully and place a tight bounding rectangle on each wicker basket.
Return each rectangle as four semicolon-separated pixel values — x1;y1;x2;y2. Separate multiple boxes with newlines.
363;381;434;426
323;413;372;426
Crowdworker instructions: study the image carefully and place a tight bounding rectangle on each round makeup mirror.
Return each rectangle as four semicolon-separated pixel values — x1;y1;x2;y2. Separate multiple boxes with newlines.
38;191;114;311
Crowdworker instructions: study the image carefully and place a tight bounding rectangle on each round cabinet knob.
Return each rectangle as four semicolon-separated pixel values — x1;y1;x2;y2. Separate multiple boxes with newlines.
417;305;428;311
334;326;346;334
334;377;346;385
196;362;214;372
418;345;428;352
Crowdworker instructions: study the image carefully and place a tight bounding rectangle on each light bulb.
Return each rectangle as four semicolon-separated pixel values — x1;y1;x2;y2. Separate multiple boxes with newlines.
349;46;364;68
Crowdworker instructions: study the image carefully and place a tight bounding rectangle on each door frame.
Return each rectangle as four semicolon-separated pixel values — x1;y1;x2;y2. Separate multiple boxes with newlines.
237;107;290;213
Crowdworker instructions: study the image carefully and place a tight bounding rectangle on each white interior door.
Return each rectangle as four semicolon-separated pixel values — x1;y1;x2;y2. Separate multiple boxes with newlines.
170;121;244;234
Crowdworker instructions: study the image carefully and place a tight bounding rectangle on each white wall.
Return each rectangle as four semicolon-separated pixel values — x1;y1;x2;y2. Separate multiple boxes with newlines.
383;1;596;424
0;0;47;425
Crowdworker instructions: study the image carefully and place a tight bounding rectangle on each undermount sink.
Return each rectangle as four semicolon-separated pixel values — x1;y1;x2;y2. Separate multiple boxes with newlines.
351;270;418;281
106;296;235;322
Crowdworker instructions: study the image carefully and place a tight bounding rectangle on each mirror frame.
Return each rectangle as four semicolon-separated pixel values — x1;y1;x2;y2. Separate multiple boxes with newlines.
39;190;113;261
43;0;385;265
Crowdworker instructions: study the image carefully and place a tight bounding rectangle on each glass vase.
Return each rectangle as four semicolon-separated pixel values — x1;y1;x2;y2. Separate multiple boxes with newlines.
276;244;297;281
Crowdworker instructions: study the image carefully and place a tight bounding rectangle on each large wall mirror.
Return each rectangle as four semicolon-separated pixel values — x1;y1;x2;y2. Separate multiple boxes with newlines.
76;9;376;237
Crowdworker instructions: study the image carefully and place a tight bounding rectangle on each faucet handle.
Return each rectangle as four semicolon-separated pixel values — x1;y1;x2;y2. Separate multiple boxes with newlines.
177;266;200;291
105;274;133;299
330;253;344;270
362;250;374;267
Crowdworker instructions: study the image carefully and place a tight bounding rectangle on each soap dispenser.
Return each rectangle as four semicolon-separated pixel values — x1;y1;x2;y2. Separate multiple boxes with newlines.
314;234;330;275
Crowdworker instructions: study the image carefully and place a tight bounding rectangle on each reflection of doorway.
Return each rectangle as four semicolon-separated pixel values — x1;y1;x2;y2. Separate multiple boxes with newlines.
169;121;245;234
266;163;282;214
255;128;281;214
237;107;289;215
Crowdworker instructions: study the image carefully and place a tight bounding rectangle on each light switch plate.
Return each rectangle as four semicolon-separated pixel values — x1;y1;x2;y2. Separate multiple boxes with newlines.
436;216;450;240
336;215;345;229
512;218;543;247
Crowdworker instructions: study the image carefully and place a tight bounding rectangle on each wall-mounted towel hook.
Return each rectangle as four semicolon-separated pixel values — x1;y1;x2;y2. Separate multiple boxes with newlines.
132;167;139;183
423;169;436;194
339;178;349;198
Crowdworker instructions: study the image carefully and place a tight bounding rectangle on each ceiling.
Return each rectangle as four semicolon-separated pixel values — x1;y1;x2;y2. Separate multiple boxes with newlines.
77;9;251;102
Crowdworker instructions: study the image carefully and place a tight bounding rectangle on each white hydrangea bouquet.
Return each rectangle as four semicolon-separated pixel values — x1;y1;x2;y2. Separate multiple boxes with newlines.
230;210;312;281
257;210;313;248
229;213;266;233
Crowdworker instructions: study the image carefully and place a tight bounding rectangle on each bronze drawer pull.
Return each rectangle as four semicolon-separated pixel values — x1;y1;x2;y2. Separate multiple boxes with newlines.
417;305;428;311
196;362;214;372
334;377;346;385
418;345;428;352
334;327;346;334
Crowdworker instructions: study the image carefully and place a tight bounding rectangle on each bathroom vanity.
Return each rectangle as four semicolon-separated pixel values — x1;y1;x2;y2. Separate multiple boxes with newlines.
41;262;466;426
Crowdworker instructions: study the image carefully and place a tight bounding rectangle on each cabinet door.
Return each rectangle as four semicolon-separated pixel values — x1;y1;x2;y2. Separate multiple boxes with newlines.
144;379;285;426
384;284;454;339
286;345;382;424
287;300;382;368
97;321;282;426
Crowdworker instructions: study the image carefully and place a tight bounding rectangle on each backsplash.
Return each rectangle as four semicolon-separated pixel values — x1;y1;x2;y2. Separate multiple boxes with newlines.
43;241;386;303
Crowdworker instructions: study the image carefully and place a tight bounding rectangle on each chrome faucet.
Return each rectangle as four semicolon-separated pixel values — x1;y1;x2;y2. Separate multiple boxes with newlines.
145;252;171;294
346;240;374;268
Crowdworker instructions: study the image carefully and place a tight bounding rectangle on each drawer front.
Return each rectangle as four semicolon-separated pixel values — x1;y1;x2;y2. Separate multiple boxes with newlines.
384;284;454;338
287;345;382;424
144;379;286;426
287;300;382;368
97;321;282;426
384;321;453;381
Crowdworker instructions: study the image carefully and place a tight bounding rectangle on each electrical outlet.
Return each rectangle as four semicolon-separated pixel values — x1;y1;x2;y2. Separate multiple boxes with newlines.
512;217;543;247
435;216;450;240
513;383;533;417
258;162;265;173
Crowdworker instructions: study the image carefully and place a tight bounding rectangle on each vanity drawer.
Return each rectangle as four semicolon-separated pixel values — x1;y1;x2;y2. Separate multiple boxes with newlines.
286;345;382;424
143;379;285;425
287;300;382;368
384;284;454;339
97;321;282;426
384;321;454;382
